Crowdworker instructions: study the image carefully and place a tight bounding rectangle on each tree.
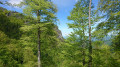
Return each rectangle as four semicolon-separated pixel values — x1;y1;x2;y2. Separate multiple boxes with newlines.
67;0;98;66
21;0;57;67
67;0;94;66
0;7;61;67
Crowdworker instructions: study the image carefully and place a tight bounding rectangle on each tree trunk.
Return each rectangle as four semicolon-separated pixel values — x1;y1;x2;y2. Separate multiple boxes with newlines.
38;27;41;67
37;11;41;67
82;48;85;66
82;29;85;66
88;0;92;67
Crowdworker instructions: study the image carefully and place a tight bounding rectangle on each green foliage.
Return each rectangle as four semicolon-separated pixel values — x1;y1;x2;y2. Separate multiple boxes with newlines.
0;6;62;66
0;10;23;39
0;31;23;67
19;22;63;67
66;0;96;66
0;9;24;67
90;0;120;67
21;0;59;67
97;0;120;33
0;0;120;67
22;0;57;23
112;33;120;51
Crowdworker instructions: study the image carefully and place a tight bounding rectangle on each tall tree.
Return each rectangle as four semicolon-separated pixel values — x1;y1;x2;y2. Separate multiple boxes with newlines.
21;0;57;67
67;0;93;66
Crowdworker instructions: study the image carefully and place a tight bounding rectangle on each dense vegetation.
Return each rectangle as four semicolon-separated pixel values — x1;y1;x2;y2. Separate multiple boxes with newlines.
0;0;120;67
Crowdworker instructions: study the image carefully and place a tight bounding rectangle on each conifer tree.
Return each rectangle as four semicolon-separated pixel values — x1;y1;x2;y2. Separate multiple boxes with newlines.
21;0;57;67
67;0;94;66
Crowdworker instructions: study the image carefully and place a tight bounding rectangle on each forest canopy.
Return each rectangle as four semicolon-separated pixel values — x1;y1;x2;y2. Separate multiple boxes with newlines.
0;0;120;67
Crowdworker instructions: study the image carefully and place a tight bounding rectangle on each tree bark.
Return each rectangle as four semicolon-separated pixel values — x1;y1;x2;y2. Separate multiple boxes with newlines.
37;11;41;67
38;27;41;67
88;0;92;67
82;29;85;66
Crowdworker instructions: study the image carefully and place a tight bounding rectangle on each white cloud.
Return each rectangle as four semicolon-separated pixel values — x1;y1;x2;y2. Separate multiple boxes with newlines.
8;0;23;4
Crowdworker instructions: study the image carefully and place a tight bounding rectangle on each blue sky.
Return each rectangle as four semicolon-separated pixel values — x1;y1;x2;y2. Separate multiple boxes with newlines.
0;0;98;37
52;0;77;37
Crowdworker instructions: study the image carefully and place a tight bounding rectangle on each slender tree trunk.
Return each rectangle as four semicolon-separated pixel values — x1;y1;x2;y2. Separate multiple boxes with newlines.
88;0;92;67
37;11;41;67
82;46;85;66
82;29;85;66
38;27;41;67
